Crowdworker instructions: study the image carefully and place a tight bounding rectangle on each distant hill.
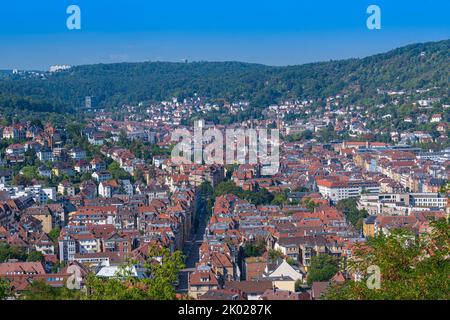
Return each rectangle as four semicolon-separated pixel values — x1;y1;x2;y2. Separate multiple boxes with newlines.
0;70;11;80
0;39;448;114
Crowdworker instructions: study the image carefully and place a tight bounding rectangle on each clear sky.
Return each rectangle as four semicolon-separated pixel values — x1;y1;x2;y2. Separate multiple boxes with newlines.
0;0;448;70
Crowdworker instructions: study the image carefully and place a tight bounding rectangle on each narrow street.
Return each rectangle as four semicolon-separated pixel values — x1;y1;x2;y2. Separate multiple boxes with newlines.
176;193;208;293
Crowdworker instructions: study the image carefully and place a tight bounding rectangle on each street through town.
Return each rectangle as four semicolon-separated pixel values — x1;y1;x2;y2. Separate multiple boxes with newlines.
176;193;208;293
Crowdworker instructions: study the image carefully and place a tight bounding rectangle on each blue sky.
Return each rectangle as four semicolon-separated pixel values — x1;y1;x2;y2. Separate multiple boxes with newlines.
0;0;448;70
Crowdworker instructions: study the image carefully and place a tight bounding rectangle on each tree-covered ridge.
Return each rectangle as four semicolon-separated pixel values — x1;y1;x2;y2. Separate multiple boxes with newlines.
0;95;70;113
0;40;448;112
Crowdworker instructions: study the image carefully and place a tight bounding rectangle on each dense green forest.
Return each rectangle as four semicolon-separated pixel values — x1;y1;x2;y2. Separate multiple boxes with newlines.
0;40;448;114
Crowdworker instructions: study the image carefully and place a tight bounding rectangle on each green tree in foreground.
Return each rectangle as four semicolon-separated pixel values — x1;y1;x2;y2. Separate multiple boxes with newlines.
84;273;147;300
85;245;184;300
307;254;339;286
325;219;450;300
144;245;185;300
21;280;81;300
0;279;10;300
19;245;185;300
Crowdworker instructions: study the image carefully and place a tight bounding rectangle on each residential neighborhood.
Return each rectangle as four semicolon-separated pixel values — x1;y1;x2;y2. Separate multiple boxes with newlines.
0;4;448;304
0;92;448;300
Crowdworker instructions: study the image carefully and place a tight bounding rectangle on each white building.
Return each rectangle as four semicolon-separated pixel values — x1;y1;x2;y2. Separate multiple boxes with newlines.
121;180;134;196
316;177;380;202
37;150;54;162
59;236;77;262
98;181;118;198
69;149;87;161
92;171;113;183
358;193;448;215
96;265;147;279
0;184;56;204
263;260;304;282
49;65;71;72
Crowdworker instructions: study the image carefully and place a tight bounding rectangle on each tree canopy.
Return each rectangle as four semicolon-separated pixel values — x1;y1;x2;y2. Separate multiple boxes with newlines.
0;279;10;300
307;254;340;286
336;198;369;231
19;245;185;301
213;181;274;206
0;40;447;127
325;219;450;300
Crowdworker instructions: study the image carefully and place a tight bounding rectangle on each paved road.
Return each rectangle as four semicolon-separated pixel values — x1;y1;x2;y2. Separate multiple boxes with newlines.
176;195;208;293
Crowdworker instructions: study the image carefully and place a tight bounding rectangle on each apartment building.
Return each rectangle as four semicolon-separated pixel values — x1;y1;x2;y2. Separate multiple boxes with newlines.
358;193;448;215
316;176;380;202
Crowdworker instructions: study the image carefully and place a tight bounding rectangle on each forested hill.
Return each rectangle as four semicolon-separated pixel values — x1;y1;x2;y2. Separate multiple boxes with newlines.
0;39;448;113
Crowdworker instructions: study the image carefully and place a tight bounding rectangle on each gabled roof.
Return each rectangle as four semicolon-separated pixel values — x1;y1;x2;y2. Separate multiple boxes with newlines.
224;280;273;295
311;281;330;300
0;262;46;276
